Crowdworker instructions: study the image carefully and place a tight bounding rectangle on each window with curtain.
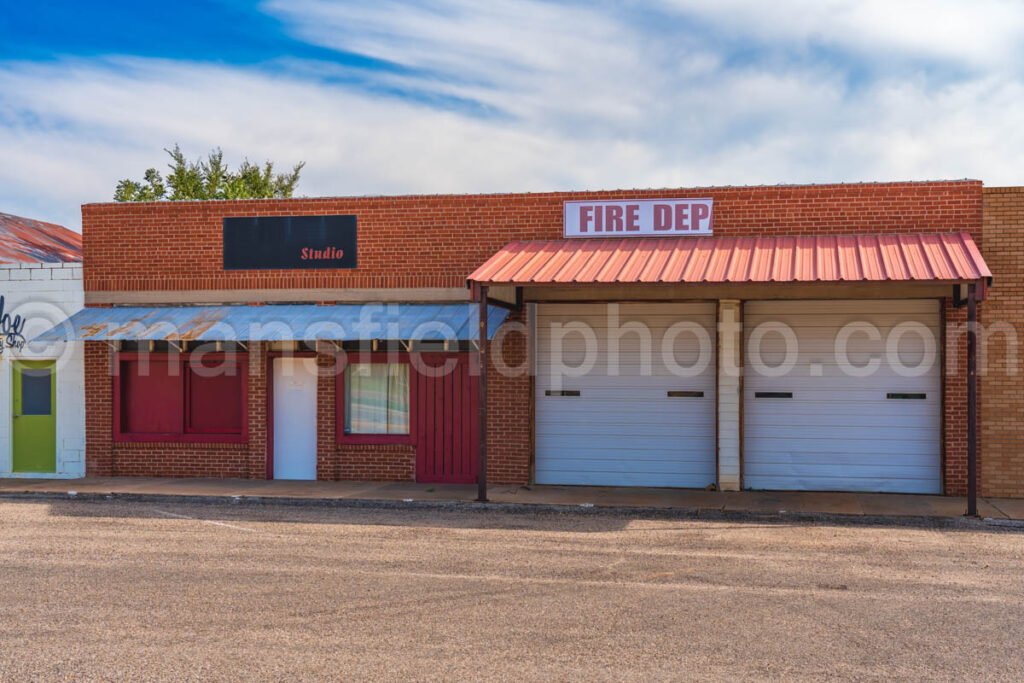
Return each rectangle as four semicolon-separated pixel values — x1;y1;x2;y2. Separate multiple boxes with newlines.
344;363;410;434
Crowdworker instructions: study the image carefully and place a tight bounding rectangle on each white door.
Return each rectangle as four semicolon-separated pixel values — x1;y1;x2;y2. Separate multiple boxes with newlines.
743;300;941;493
534;303;716;488
273;357;318;480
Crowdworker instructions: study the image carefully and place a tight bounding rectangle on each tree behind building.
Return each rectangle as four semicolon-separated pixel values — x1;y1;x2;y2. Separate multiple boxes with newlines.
114;146;304;201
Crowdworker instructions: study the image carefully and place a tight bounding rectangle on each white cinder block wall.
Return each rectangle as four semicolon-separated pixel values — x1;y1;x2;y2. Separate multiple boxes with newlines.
0;262;85;477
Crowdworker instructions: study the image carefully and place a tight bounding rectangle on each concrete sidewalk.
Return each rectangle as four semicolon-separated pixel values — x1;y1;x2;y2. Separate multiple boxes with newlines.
1;476;1022;521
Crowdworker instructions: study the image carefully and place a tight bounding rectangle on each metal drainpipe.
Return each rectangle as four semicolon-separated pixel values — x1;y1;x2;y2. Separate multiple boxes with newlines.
967;282;978;517
477;285;489;503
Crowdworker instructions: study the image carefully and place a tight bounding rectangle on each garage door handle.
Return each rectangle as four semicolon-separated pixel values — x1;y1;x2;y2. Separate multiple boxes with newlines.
667;391;704;398
545;390;580;397
887;393;927;400
755;391;792;399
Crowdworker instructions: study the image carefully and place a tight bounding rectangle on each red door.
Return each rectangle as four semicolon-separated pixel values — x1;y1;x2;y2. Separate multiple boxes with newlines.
414;353;478;483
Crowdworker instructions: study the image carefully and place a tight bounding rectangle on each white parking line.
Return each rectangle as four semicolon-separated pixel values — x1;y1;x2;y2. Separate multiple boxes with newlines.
153;509;259;533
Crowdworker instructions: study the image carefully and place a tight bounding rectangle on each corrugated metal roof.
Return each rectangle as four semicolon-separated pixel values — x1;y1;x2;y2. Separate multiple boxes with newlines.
468;233;992;285
32;303;511;343
0;212;82;264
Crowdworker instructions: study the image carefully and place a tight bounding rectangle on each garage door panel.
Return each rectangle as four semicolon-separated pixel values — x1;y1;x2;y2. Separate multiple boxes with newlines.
534;469;714;488
746;382;938;395
540;458;716;475
749;412;939;430
538;416;712;429
745;312;939;328
536;302;716;488
744;398;940;415
744;474;939;494
750;346;937;367
539;393;713;403
744;299;941;494
747;327;939;344
539;450;715;465
538;433;714;451
746;411;939;428
537;408;713;423
746;462;938;481
536;359;712;373
538;398;712;409
749;343;939;362
747;439;938;457
746;300;939;315
746;417;938;430
745;393;937;403
743;449;939;467
536;352;713;368
745;424;938;441
536;419;714;434
535;324;716;337
539;302;715;316
751;348;938;369
744;362;939;380
749;357;938;375
537;376;713;389
538;455;714;472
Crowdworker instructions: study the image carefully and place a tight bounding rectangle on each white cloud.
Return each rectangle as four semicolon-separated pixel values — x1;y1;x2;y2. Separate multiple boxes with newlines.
1;1;1023;230
655;0;1024;71
263;0;667;133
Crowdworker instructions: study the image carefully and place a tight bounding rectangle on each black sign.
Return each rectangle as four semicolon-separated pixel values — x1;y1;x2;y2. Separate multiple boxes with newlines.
223;215;358;270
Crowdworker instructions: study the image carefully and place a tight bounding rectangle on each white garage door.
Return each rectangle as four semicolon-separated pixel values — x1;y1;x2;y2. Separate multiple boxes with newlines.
535;303;716;488
744;300;941;494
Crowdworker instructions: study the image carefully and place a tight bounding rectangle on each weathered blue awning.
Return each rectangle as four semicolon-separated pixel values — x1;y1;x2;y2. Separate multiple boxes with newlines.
32;303;512;343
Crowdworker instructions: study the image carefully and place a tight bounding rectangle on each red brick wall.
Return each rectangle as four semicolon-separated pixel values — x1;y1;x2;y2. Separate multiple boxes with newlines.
82;181;984;490
979;187;1024;497
83;182;983;293
84;343;113;476
246;343;269;478
316;352;336;479
488;309;531;485
943;301;969;495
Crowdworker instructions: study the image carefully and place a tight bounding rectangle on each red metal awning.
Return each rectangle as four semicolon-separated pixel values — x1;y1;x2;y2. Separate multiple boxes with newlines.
468;232;991;288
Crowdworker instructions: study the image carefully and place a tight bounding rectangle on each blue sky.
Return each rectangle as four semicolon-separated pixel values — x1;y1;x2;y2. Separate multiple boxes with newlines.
2;0;1023;230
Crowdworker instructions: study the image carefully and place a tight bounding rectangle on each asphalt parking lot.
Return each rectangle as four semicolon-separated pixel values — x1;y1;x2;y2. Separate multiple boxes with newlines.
0;499;1021;681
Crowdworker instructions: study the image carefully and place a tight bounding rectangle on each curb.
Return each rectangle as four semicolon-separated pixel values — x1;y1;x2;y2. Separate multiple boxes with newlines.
0;489;1007;530
983;517;1024;528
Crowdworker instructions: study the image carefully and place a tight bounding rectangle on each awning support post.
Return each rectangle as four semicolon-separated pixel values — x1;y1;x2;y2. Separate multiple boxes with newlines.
477;284;489;503
966;282;978;517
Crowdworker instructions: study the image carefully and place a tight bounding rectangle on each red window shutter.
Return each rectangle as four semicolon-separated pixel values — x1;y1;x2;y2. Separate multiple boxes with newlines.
187;359;244;434
120;358;184;434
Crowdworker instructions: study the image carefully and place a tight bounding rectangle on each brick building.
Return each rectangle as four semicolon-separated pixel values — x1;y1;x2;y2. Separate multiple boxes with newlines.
38;180;1020;497
979;187;1024;497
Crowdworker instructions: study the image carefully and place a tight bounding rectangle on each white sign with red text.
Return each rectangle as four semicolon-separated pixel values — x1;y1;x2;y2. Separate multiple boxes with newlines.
564;198;713;238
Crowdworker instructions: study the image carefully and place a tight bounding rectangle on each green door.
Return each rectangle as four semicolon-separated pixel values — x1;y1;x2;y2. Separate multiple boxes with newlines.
12;360;56;474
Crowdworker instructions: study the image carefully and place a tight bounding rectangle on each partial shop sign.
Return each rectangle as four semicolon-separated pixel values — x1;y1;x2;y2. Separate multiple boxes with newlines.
0;295;27;353
564;198;713;238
